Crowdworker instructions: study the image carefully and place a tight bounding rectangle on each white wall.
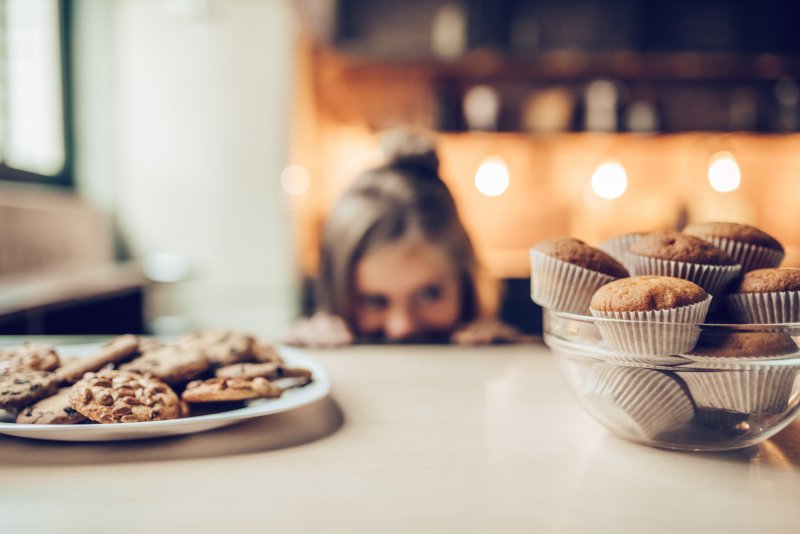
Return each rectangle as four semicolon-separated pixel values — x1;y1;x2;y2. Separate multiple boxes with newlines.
73;0;300;337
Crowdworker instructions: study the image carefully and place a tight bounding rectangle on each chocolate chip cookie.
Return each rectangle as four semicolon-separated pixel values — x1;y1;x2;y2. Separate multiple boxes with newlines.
252;342;284;365
0;343;60;375
69;369;181;423
55;335;140;385
182;376;282;403
215;362;312;381
120;344;210;385
0;371;59;410
178;329;257;366
16;388;87;424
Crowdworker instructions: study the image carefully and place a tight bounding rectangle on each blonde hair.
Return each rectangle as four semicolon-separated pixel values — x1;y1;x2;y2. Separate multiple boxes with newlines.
317;130;498;332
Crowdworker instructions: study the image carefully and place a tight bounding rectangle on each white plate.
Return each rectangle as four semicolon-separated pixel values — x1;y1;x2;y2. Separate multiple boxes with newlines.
0;344;331;442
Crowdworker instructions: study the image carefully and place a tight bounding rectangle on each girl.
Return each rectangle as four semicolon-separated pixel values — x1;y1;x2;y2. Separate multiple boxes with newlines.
285;130;521;346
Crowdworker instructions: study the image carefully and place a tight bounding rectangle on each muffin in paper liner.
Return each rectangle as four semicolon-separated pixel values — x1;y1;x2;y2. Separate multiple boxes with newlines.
677;364;800;415
688;234;783;274
590;296;711;357
598;233;644;272
629;255;741;297
583;364;695;440
530;249;617;315
726;291;800;324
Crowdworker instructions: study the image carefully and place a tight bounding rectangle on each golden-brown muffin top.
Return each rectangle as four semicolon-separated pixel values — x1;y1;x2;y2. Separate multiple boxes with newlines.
689;332;797;358
735;268;800;293
683;222;783;252
590;275;709;312
629;231;736;265
534;237;628;278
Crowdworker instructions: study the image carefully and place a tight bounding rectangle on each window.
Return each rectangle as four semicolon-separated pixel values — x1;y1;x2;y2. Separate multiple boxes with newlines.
0;0;71;186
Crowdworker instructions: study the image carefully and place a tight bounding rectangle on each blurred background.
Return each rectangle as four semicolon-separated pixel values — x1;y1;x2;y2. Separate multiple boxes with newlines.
1;0;799;337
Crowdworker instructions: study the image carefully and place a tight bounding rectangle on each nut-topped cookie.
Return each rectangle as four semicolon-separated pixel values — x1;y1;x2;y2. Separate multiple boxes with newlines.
683;222;784;272
0;343;60;375
530;237;629;315
120;344;210;386
0;370;59;410
69;369;181;424
182;376;282;403
16;388;88;425
628;231;740;296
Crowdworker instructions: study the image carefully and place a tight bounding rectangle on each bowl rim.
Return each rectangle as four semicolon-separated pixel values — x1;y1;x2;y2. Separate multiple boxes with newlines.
545;308;800;329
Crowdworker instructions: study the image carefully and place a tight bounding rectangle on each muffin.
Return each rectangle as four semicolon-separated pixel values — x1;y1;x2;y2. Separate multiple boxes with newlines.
590;275;711;356
598;232;645;272
628;231;741;297
584;364;695;440
678;332;799;415
683;222;784;273
530;237;628;314
726;268;800;323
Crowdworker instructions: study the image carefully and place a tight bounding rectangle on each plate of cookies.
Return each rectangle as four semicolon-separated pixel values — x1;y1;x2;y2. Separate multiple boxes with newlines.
0;330;330;442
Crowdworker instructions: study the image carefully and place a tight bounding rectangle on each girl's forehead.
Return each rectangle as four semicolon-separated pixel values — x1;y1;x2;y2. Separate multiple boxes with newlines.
362;234;451;265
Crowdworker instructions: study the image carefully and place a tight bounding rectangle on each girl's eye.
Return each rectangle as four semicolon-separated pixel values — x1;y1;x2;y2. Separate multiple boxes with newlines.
416;285;442;304
359;294;388;311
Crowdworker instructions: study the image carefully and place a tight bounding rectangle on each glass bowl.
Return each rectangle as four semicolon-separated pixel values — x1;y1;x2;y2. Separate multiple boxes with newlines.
544;309;800;451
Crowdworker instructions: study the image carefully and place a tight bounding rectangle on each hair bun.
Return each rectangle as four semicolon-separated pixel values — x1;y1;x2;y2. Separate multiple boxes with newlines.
379;128;440;178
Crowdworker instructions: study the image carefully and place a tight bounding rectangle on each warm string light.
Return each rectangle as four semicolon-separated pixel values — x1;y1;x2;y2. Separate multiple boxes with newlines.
707;151;741;192
474;156;509;197
590;160;627;200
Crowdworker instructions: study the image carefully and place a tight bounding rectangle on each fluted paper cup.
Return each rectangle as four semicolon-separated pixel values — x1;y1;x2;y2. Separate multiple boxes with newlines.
726;291;800;324
598;233;643;272
590;296;711;356
690;234;784;273
530;249;617;315
584;365;695;439
629;255;741;297
678;364;800;414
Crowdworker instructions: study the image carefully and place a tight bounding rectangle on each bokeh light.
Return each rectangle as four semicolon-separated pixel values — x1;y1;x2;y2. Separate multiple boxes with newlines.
281;164;310;196
474;156;510;197
708;151;741;193
590;160;628;199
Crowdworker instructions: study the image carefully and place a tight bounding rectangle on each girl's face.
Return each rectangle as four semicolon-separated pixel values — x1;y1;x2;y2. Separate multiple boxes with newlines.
353;237;463;341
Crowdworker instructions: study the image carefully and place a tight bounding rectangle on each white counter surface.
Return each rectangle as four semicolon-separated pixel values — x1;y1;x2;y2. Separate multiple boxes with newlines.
2;343;799;533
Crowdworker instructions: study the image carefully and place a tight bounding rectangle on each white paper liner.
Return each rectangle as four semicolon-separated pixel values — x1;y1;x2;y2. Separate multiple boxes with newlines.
530;249;617;315
583;365;695;439
629;254;741;296
677;366;800;414
590;296;711;356
691;234;784;273
726;291;800;324
598;233;643;272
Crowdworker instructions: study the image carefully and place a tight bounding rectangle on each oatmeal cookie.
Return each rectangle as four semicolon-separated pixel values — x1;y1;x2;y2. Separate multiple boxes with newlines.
178;329;257;366
69;369;181;424
120;344;210;385
182;376;282;403
55;335;140;385
215;362;312;381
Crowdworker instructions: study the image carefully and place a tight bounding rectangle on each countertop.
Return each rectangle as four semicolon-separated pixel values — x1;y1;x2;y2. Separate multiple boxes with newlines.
1;342;799;533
